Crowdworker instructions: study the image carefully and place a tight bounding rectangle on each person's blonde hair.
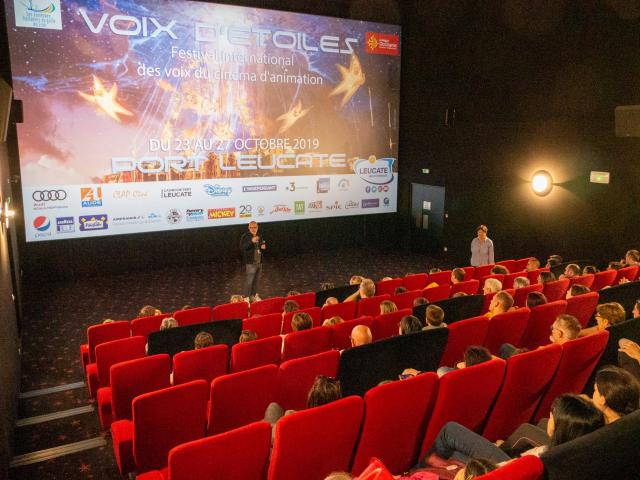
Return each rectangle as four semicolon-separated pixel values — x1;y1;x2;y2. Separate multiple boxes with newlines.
379;300;398;315
160;317;178;330
322;316;344;327
596;302;626;327
483;278;502;293
359;278;376;298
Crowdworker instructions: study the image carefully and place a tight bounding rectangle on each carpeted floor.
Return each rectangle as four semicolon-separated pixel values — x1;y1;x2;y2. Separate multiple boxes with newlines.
10;247;443;479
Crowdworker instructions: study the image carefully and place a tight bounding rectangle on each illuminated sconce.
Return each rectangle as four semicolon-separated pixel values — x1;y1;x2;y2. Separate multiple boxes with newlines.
531;170;553;196
1;198;15;229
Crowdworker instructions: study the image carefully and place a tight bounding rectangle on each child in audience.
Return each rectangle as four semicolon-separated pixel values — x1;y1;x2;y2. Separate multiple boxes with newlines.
424;305;446;330
379;300;398;315
139;305;161;317
399;315;422;335
160;317;178;330
565;284;590;299
290;312;313;332
239;329;257;343
436;345;493;377
194;331;213;349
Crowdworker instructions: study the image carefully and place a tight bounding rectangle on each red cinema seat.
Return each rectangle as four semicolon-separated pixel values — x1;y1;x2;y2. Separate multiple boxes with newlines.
173;306;212;326
527;268;550;284
329;316;373;350
502;272;522;290
130;314;172;339
82;321;130;372
590;270;617;291
357;294;391;317
439;316;490;367
352;372;439;475
403;273;429;291
419;359;506;457
276;350;341;411
474;265;495;280
376;278;403;296
172;344;228;385
615;265;639;284
542;279;570;302
137;421;272;480
475;456;544;480
566;291;600;328
207;364;278;435
322;301;357;321
285;292;316;309
462;266;476;280
513;258;533;272
97;354;171;430
532;331;609;422
371;309;413;341
519;300;568;350
483;308;531;355
427;270;452;286
450;279;480;296
495;259;516;273
422;284;451;302
514;283;544;308
392;290;424;310
482;344;562;441
231;335;282;372
282;307;322;333
87;336;146;400
568;274;595;289
479;274;506;293
250;296;285;317
267;396;364;480
212;301;249;321
282;327;332;362
242;312;283;338
111;380;208;476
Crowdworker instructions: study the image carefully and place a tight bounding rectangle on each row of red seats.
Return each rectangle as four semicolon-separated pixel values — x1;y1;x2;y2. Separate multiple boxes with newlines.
115;330;608;479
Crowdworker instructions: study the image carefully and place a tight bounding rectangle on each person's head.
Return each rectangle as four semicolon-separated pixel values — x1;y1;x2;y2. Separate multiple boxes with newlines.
286;290;300;297
139;305;161;317
491;265;509;275
566;284;590;299
462;345;492;368
547;394;605;448
453;458;497;480
413;297;428;307
633;299;640;319
526;291;548;309
582;265;598;275
452;292;468;298
359;278;376;298
399;315;423;335
307;375;342;408
550;314;581;344
538;271;556;284
350;325;372;347
483;278;502;294
608;261;623;271
194;331;214;349
513;276;530;289
349;275;363;285
379;300;398;315
490;291;514;314
291;312;313;332
160;317;178;330
451;268;466;283
563;264;581;278
322;316;344;327
426;305;445;327
476;224;488;240
239;329;258;343
230;294;245;303
248;221;258;235
625;249;640;266
102;318;114;324
283;300;299;314
595;302;626;330
324;296;339;307
394;286;407;295
526;257;541;272
320;282;335;291
546;255;563;268
428;267;442;274
593;366;640;422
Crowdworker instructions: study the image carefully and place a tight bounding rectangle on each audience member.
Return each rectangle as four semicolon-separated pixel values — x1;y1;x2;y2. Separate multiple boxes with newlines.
350;325;373;347
194;331;214;349
452;292;468;298
290;312;313;332
624;249;640;266
526;258;541;272
324;296;339;307
102;318;114;324
538;271;556;284
436;345;493;377
549;314;581;344
320;282;335;291
608;261;623;270
560;263;580;279
139;305;161;317
239;329;257;343
482;278;502;295
546;255;563;268
349;275;364;285
395;286;408;295
582;265;598;274
345;278;375;302
282;300;299;315
160;317;178;330
633;299;640;318
399;315;423;335
424;305;446;329
229;295;244;303
486;291;514;318
619;338;640;380
180;305;191;311
379;300;398;315
452;459;497;480
581;302;626;336
286;290;300;296
513;276;530;289
592;366;640;424
491;265;509;275
451;268;466;284
322;316;344;327
429;267;442;274
526;291;547;309
413;297;429;307
566;284;590;299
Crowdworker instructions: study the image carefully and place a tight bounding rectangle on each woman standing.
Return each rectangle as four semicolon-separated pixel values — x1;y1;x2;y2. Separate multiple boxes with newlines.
470;225;494;266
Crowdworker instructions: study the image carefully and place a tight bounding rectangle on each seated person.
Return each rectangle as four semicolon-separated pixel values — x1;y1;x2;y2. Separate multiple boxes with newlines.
323;296;339;307
160;317;178;330
229;294;245;303
194;331;214;349
580;302;626;337
486;291;515;319
513;276;530;289
436;345;493;377
566;283;590;299
429;267;442;274
282;299;299;316
379;300;398;315
559;263;580;280
350;325;373;347
619;338;640;380
424;305;446;329
322;316;344;327
451;268;466;284
582;265;598;274
413;297;429;307
499;314;580;359
399;315;423;335
139;305;162;317
608;261;623;271
452;292;468;297
483;278;503;295
633;299;640;318
537;271;556;284
491;265;509;275
290;312;313;332
591;365;640;424
344;278;375;302
349;275;364;285
394;286;408;295
286;290;300;296
239;329;257;343
526;258;541;272
624;249;640;267
526;291;547;308
546;255;563;268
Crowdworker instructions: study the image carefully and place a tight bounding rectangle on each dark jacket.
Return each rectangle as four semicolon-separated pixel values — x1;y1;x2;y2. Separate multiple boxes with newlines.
240;231;265;265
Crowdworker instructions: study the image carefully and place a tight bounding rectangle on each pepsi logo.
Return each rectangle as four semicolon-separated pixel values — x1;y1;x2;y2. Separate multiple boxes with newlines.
33;216;51;231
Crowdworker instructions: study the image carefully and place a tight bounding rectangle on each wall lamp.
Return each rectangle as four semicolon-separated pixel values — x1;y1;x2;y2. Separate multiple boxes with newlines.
531;170;554;196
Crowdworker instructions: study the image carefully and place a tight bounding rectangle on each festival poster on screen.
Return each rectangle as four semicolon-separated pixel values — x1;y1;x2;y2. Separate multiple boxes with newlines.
5;0;401;241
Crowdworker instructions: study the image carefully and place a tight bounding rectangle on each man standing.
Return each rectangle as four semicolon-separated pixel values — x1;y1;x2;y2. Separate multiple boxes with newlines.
240;221;266;299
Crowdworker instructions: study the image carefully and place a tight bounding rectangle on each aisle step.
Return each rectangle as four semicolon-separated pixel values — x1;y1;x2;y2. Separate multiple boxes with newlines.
16;405;94;427
19;381;85;399
10;437;107;468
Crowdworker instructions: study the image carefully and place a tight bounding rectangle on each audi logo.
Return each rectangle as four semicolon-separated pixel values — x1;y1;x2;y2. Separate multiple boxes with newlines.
32;190;67;201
